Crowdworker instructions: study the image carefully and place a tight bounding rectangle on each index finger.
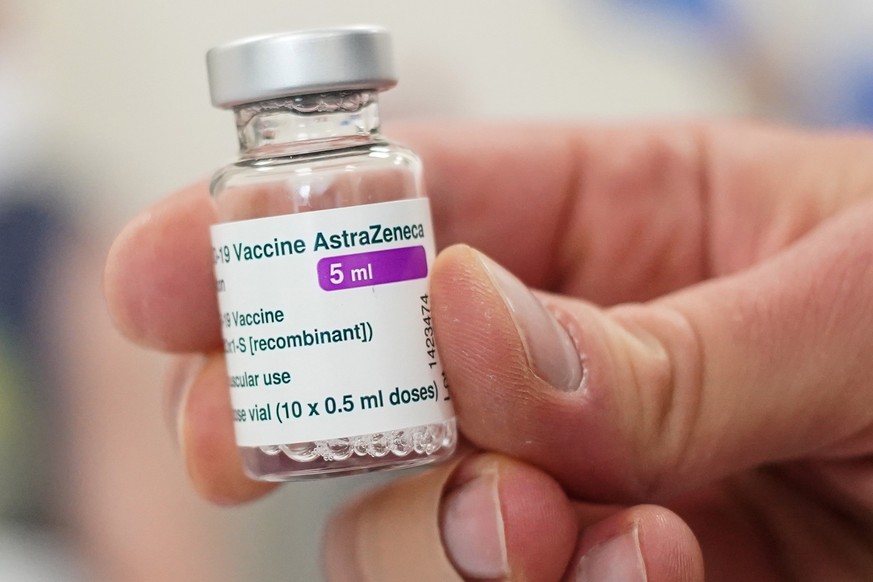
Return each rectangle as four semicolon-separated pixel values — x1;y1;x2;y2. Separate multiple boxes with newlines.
103;123;595;351
399;121;873;300
105;182;220;350
103;122;660;351
105;124;589;351
103;122;873;351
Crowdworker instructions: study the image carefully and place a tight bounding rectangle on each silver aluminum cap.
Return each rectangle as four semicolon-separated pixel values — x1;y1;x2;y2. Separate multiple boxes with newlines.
207;26;396;109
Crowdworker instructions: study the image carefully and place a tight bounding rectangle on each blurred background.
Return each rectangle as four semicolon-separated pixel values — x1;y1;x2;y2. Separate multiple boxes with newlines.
1;0;871;579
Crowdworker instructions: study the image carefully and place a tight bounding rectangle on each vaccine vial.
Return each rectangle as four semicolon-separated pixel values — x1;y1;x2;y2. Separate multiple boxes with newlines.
205;27;456;481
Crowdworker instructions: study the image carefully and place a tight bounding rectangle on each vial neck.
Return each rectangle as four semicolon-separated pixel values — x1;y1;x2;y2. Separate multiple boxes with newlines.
234;90;382;158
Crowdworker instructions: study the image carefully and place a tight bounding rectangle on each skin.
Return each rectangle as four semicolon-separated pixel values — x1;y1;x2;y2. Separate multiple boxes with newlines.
105;121;873;581
56;243;230;581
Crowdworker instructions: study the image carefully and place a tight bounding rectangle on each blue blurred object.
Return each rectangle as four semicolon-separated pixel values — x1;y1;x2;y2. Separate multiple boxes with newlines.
590;0;873;128
0;194;69;526
842;62;873;127
612;0;722;26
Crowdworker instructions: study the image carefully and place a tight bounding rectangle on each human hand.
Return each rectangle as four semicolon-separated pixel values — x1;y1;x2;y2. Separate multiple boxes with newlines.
105;122;873;581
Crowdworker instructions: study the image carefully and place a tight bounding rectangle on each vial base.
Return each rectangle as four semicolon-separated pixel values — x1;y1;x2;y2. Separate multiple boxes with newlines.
240;419;457;481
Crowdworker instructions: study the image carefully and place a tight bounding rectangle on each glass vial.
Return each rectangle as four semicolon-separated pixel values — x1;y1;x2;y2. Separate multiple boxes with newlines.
205;27;456;481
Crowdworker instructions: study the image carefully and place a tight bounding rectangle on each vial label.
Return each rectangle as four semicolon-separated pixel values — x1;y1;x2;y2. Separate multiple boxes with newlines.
210;198;453;447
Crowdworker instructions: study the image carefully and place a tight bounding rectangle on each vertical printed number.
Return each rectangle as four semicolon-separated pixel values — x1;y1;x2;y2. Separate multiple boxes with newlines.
421;294;437;368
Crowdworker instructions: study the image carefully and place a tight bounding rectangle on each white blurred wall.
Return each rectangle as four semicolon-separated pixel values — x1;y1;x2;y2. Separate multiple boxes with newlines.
19;0;748;222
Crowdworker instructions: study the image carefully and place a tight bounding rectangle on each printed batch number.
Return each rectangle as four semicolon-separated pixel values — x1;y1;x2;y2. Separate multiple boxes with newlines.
421;294;452;401
421;294;437;367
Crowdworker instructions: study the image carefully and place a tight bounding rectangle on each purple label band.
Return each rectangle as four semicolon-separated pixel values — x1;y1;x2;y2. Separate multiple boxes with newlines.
317;246;428;291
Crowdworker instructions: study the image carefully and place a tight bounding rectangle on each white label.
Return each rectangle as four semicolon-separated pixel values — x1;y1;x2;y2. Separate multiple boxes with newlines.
211;198;454;447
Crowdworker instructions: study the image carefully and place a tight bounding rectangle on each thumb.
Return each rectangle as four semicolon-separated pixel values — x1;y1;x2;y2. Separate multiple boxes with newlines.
432;209;873;502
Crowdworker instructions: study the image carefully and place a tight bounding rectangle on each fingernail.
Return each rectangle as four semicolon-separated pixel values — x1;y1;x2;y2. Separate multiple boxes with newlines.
478;253;584;391
441;470;509;579
162;356;203;450
575;526;647;582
